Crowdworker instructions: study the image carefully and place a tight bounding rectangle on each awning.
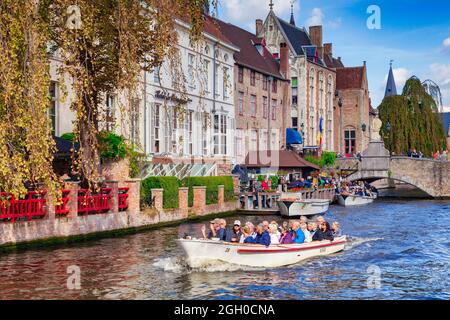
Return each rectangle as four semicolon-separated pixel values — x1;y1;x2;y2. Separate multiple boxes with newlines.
286;128;303;145
244;150;320;170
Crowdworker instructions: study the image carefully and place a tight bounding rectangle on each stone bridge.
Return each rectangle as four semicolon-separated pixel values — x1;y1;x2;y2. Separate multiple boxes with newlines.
335;141;450;198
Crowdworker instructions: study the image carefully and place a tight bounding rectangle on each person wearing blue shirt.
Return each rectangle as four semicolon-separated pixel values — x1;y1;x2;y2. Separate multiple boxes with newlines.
292;221;305;243
254;224;271;247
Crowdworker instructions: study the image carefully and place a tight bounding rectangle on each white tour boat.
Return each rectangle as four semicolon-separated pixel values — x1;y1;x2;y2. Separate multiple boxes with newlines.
178;236;347;268
277;192;330;217
337;193;377;206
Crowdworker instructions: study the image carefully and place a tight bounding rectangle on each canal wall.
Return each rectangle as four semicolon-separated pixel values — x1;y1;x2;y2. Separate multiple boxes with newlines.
0;182;239;249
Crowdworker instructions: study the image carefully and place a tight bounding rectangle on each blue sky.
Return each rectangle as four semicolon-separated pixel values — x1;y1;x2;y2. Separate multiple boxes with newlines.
216;0;450;110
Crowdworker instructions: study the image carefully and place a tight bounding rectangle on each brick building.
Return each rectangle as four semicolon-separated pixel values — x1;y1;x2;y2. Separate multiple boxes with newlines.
257;5;339;151
334;64;372;155
213;18;291;164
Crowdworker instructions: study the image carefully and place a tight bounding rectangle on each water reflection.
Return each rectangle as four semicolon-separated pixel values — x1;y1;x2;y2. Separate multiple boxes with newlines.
0;199;449;299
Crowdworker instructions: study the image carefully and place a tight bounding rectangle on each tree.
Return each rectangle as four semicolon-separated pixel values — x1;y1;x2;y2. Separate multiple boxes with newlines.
379;77;447;157
0;0;210;195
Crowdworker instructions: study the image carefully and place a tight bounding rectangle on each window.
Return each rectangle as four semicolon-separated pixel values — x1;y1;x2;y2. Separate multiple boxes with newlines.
250;70;256;86
214;64;220;96
251;129;258;151
187;110;193;155
260;130;268;151
310;68;315;108
49;81;58;135
272;79;278;93
292;117;298;130
263;96;268;119
105;94;115;132
319;72;324;111
223;67;229;99
238;66;244;83
271;99;277;120
250;95;257;117
292;87;298;105
291;77;298;87
203;59;210;92
213;114;227;155
235;129;244;158
154;66;161;85
131;99;139;144
263;76;268;91
153;104;161;153
238;91;244;115
202;112;209;156
188;53;195;88
271;132;277;149
344;129;356;155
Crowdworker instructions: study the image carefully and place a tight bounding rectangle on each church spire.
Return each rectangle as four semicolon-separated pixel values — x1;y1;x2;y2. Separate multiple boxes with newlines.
269;0;274;11
385;60;398;97
289;1;296;26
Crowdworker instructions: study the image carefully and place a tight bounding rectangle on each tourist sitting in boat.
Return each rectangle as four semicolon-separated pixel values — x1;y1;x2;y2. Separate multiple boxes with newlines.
242;226;257;244
301;223;312;243
288;177;305;189
292;221;305;244
255;223;271;247
243;222;257;241
262;220;270;231
279;226;294;244
307;222;318;238
268;223;280;245
332;221;342;237
219;219;233;242
230;220;242;243
312;221;334;241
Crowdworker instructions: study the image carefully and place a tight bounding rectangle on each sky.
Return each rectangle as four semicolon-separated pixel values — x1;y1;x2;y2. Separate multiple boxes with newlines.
215;0;450;111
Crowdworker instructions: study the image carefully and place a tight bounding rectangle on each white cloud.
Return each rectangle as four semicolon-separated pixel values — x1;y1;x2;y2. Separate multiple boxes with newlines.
429;63;450;86
306;8;324;28
443;37;450;48
328;17;342;29
221;0;298;32
382;67;412;93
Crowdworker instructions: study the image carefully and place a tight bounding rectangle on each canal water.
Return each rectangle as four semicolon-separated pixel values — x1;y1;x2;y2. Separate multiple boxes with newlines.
0;198;449;300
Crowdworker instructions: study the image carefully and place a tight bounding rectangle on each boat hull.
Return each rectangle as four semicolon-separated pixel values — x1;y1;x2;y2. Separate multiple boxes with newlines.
337;194;376;206
277;199;330;217
178;236;347;268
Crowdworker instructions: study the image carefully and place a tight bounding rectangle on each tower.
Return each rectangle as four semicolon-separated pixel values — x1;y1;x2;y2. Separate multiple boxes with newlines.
384;60;397;97
289;0;296;26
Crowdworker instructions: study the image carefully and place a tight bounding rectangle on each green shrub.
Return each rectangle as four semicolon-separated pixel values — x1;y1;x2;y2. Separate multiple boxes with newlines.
182;176;235;206
61;132;75;141
141;177;180;209
98;131;127;160
304;155;321;167
305;151;336;168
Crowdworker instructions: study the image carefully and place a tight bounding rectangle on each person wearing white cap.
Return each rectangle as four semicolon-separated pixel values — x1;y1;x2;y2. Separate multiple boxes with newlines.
230;220;242;243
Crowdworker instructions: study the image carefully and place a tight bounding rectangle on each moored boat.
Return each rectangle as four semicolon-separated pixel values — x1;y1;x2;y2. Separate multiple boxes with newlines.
277;192;330;217
337;194;376;206
177;236;347;268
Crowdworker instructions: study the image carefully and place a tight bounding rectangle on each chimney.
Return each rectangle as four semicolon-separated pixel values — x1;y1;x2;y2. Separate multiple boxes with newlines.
280;42;289;78
309;25;323;60
324;43;332;56
255;19;263;36
363;61;367;67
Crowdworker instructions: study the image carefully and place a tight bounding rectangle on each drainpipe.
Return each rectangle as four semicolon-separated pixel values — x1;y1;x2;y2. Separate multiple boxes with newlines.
267;76;273;150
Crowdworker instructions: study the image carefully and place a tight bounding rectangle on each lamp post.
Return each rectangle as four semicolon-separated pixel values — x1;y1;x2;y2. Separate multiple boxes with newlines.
386;121;392;155
338;95;343;154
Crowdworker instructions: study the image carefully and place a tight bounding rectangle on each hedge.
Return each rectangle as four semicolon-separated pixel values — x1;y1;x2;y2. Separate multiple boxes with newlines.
141;177;180;209
181;176;235;207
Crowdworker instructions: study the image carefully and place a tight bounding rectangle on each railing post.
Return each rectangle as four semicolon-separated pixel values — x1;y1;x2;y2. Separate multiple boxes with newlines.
151;189;163;211
44;191;55;221
178;187;188;218
64;182;80;218
193;186;206;215
218;185;225;210
125;178;141;214
105;181;119;213
232;175;240;195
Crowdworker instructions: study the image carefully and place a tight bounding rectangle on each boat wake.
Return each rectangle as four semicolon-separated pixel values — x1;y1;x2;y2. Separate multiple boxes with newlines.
344;236;384;251
152;257;264;274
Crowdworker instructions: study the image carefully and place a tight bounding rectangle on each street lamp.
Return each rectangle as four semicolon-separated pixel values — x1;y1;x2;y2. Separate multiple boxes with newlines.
361;123;367;132
386;121;392;156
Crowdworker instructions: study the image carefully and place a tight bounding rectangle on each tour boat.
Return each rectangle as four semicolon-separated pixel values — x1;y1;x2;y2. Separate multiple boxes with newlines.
337;194;377;206
178;236;347;268
277;192;330;217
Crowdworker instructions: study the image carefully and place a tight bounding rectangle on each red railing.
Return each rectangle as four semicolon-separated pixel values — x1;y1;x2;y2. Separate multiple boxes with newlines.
77;188;111;215
0;191;47;222
55;189;71;215
118;187;129;211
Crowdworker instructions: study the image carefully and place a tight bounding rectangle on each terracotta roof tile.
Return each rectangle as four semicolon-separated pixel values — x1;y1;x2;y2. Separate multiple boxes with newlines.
244;150;320;169
336;66;365;90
